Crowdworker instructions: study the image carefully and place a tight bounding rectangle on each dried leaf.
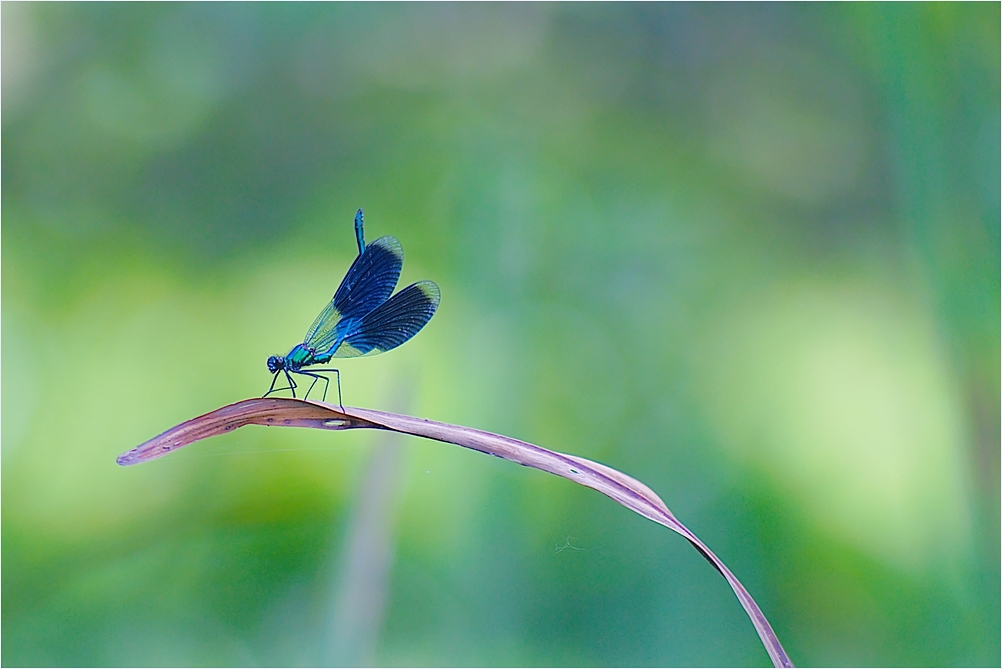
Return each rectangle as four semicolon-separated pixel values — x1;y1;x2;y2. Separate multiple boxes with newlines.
118;397;793;668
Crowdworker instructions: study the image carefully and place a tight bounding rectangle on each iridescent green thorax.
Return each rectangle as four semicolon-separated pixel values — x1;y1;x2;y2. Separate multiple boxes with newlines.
285;344;315;369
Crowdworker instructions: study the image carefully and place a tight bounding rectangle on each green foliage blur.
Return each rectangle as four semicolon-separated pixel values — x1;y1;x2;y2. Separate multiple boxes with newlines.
3;4;998;666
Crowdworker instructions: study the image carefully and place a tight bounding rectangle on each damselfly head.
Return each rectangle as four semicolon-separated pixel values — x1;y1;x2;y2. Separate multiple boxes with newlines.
267;355;284;373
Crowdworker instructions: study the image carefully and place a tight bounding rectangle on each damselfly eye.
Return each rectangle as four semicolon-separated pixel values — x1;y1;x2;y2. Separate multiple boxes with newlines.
267;356;281;373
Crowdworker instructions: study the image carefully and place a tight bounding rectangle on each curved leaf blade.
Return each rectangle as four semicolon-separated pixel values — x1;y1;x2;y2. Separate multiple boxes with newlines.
118;398;793;668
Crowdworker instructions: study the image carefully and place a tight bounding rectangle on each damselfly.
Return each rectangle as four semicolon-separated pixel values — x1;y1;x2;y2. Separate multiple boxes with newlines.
264;209;439;406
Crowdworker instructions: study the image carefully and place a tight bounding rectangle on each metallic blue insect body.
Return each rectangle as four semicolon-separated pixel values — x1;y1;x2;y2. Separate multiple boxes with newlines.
264;209;440;406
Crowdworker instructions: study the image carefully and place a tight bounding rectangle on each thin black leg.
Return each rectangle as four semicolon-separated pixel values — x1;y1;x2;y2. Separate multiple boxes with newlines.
264;372;296;397
306;375;320;399
293;371;326;402
285;370;298;398
297;368;342;408
263;372;280;397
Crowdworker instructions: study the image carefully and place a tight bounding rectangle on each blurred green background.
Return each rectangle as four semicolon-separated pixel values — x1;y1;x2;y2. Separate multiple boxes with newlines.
2;3;998;666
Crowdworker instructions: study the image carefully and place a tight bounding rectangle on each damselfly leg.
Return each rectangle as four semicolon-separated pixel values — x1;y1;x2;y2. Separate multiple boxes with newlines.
263;371;298;398
295;368;342;408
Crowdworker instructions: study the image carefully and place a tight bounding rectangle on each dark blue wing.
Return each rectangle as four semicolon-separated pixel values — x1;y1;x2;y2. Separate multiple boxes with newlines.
327;281;440;358
304;236;403;350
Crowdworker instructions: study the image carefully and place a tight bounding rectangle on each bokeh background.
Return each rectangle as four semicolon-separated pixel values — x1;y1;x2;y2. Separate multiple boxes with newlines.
2;3;998;667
